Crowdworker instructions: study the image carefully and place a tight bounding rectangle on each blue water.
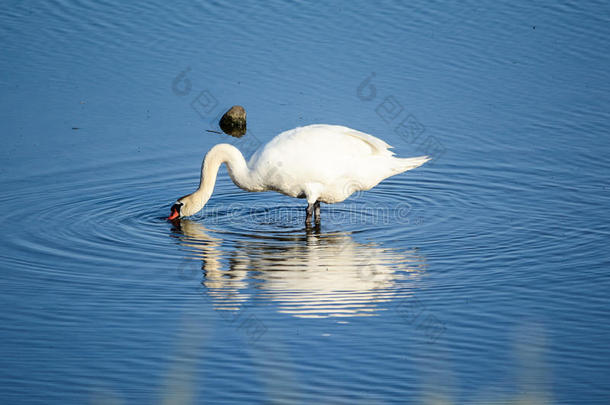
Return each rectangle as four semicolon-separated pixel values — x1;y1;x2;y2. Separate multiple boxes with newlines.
1;1;610;404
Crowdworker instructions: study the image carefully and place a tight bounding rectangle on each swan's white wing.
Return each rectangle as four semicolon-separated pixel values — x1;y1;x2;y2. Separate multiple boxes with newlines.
253;124;393;160
246;124;423;201
337;126;395;157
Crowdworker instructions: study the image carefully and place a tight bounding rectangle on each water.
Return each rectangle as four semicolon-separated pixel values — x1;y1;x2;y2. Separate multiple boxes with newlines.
1;1;610;403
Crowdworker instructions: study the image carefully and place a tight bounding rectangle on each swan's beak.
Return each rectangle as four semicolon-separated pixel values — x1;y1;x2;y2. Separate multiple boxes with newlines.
167;204;181;221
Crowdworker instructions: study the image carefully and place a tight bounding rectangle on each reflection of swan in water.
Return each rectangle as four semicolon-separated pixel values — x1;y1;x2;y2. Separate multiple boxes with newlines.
172;220;427;318
172;220;251;310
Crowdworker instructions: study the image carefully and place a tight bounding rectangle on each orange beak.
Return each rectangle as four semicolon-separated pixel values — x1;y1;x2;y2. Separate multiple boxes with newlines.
167;207;180;221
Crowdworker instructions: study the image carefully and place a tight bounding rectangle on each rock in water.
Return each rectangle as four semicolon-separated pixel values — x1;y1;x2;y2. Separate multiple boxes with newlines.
219;105;247;137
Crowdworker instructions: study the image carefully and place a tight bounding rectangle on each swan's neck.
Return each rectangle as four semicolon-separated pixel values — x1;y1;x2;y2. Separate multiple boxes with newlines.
192;143;252;206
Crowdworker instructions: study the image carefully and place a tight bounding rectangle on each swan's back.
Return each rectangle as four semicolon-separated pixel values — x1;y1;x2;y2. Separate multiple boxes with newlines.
255;124;395;161
247;124;427;202
249;125;394;172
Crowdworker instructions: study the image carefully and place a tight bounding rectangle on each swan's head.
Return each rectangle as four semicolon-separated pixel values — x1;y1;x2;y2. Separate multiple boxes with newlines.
167;201;183;221
167;193;207;220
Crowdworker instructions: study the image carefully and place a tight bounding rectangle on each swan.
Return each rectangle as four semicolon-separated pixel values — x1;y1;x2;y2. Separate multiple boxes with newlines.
167;124;430;224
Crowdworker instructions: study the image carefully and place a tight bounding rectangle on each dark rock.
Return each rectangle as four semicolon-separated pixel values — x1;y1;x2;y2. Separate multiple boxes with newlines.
219;105;247;137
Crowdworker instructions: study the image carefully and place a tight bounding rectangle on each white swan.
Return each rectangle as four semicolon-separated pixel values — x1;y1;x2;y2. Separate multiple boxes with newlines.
167;124;430;223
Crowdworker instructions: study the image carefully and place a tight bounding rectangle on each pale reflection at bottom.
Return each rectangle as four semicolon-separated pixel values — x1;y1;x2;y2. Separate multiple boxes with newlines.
173;220;427;318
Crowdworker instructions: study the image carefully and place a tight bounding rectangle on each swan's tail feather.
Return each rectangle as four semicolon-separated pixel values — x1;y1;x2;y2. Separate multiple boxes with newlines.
394;155;430;172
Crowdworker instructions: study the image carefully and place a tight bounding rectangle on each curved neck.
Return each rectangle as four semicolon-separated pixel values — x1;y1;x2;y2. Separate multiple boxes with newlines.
194;143;252;202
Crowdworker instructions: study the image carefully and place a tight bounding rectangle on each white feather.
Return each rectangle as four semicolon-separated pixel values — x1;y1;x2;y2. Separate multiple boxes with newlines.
171;124;429;219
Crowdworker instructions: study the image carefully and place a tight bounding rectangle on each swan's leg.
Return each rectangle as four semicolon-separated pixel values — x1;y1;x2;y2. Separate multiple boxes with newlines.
314;201;321;224
305;203;314;224
304;186;322;226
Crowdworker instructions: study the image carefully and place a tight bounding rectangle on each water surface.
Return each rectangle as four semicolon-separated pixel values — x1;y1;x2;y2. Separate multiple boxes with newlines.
1;1;610;404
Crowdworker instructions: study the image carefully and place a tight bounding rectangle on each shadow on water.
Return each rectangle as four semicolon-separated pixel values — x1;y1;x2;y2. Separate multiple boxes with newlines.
170;219;428;318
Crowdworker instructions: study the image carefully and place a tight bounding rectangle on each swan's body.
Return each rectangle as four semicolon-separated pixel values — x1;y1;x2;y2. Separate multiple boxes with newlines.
168;124;429;223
